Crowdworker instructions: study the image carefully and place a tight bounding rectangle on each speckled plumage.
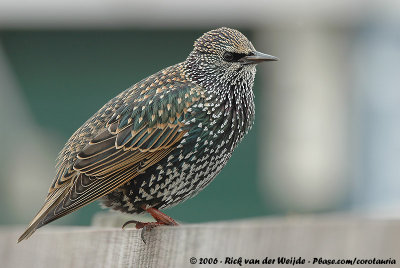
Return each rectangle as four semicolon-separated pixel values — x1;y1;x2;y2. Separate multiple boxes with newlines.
19;27;277;242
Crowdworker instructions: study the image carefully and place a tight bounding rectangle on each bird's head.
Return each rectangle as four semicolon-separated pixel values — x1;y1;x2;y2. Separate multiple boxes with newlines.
185;27;277;91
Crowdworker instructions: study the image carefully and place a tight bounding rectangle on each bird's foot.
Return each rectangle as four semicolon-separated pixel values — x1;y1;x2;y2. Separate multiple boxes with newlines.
122;206;178;243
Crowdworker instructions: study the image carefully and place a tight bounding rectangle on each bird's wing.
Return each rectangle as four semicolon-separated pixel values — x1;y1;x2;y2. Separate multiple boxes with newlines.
18;70;205;242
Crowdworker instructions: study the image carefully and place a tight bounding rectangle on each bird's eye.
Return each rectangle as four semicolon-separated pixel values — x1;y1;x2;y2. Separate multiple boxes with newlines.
223;52;234;62
223;51;247;62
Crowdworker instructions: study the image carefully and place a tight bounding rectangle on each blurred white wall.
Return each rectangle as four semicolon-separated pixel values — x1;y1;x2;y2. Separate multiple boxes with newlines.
257;25;352;212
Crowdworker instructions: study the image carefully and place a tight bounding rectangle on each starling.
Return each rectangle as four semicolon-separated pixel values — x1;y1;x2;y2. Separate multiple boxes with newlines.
18;27;277;242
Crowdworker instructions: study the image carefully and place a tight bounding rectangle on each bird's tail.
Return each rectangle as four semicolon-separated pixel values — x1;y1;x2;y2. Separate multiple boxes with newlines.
18;207;48;242
17;183;70;243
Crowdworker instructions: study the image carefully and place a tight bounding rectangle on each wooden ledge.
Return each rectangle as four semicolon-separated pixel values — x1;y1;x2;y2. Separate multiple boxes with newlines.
1;215;400;267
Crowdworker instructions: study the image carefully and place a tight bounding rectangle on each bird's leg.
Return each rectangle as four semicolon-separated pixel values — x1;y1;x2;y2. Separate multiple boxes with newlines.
122;205;178;243
122;205;179;228
145;207;179;226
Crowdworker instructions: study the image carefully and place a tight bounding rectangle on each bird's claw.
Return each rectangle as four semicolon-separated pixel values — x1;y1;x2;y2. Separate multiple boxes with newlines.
122;219;164;243
122;220;140;229
122;206;179;243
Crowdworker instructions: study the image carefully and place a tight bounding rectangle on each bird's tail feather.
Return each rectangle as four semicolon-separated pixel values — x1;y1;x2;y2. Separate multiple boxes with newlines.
17;183;70;243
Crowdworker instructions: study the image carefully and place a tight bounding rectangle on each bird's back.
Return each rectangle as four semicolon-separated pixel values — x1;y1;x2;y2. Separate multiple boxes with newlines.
57;62;191;170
